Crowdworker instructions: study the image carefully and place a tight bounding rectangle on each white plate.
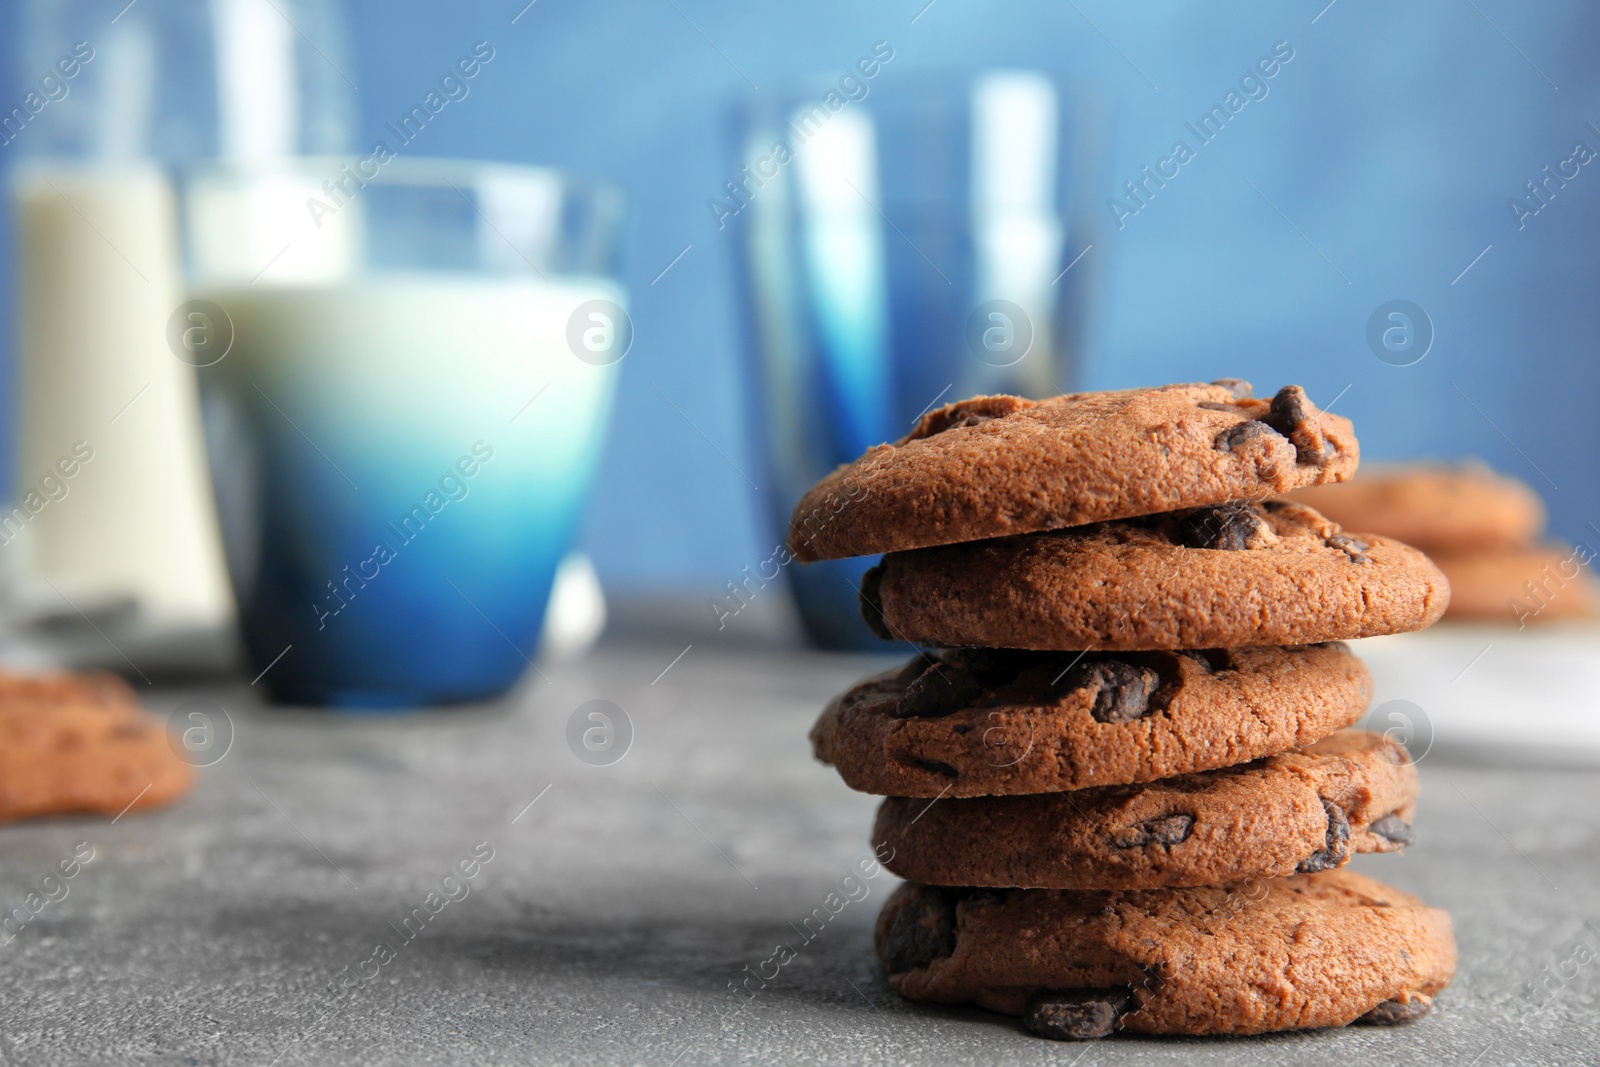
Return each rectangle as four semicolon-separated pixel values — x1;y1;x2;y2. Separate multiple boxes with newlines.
1354;620;1600;762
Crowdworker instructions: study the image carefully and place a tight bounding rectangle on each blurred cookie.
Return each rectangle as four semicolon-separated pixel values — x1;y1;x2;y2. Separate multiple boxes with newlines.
875;729;1416;889
1291;462;1545;553
1431;544;1600;623
0;671;193;822
876;870;1456;1038
861;500;1449;650
788;381;1358;562
811;643;1371;798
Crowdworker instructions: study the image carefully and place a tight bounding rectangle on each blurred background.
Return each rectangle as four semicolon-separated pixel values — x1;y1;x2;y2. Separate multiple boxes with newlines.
0;0;1596;684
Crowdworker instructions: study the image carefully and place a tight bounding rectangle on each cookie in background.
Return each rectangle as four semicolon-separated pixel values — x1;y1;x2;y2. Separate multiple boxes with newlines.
1291;462;1599;625
0;670;193;823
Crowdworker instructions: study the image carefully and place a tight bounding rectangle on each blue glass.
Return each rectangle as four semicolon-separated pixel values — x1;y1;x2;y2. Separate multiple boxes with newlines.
729;71;1108;649
177;158;625;706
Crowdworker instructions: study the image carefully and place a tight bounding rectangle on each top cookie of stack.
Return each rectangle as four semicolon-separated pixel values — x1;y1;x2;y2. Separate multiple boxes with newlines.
789;380;1358;562
789;380;1449;651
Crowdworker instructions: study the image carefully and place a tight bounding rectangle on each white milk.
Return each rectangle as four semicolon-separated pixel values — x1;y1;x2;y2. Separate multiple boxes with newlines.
11;165;233;626
193;274;623;489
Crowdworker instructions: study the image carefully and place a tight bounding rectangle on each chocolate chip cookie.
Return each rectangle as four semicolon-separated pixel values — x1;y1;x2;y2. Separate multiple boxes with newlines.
1431;544;1600;622
1291;462;1545;554
789;381;1358;562
862;499;1449;650
876;869;1455;1038
811;643;1371;798
0;671;193;822
875;729;1416;888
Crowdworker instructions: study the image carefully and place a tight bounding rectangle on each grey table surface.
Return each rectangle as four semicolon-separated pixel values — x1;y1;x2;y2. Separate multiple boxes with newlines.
1;637;1597;1067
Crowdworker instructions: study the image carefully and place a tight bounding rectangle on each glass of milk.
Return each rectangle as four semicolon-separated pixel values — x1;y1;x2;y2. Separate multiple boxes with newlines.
174;158;626;706
7;0;354;658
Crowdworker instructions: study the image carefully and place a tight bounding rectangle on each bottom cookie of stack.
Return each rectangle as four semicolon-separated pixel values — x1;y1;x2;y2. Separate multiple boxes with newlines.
876;870;1457;1039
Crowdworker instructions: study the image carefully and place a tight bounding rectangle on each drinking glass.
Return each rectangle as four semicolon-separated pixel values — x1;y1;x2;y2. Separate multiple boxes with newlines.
7;0;353;646
729;71;1108;648
175;157;626;706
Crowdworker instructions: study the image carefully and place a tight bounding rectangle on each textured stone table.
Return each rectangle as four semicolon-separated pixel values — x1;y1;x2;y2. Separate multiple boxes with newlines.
0;633;1596;1066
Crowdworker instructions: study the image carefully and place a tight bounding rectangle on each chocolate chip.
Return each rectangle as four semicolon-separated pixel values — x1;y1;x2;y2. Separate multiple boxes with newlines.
1183;649;1232;673
1142;814;1194;845
895;657;932;685
1297;798;1352;873
1369;813;1415;847
910;758;960;779
1265;384;1313;427
1326;533;1370;564
897;662;986;718
910;397;1026;439
1214;420;1272;453
1177;504;1262;550
895;648;1031;718
1058;660;1160;723
1211;378;1254;400
1023;987;1133;1041
858;564;894;641
1113;813;1194;849
946;647;1031;685
1263;385;1332;464
1356;997;1431;1025
885;885;960;973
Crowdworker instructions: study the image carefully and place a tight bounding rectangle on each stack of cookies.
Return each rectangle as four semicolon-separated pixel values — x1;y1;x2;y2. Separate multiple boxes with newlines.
1294;462;1600;624
789;381;1458;1040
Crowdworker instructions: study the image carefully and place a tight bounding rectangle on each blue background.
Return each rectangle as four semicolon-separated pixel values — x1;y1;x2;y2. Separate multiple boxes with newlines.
3;0;1597;595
